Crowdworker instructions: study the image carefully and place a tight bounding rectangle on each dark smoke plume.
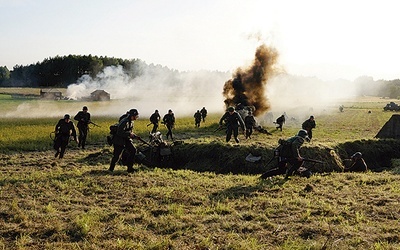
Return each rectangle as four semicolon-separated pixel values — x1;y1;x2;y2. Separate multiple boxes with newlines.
223;44;279;117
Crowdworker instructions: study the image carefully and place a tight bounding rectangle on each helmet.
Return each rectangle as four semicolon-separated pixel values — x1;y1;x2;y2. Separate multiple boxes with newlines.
64;114;70;119
297;129;309;139
83;106;88;110
228;106;235;112
128;109;139;116
351;152;362;159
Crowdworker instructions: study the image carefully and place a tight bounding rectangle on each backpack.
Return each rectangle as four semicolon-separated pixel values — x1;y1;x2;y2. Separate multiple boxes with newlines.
107;123;118;146
276;138;295;158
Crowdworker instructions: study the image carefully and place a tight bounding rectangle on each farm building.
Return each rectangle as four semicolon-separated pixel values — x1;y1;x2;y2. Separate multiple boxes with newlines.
90;90;110;101
40;89;62;100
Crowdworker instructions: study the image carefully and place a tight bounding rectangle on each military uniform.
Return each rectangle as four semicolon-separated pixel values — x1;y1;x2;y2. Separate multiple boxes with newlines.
261;130;309;179
149;110;161;134
54;115;77;159
302;116;316;140
344;152;368;172
244;113;256;139
109;109;139;173
194;110;202;127
200;107;207;122
163;110;175;140
74;106;91;149
276;115;285;131
219;108;246;143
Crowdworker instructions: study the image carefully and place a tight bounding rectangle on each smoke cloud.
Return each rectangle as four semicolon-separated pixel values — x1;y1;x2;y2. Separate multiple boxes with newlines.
222;44;279;116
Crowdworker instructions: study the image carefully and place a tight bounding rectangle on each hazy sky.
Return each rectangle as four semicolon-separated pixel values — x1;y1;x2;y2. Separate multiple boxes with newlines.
1;0;399;81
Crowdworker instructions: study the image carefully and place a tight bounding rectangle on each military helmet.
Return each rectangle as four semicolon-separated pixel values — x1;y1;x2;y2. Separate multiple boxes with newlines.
64;114;70;119
228;106;235;112
128;109;139;116
297;129;309;139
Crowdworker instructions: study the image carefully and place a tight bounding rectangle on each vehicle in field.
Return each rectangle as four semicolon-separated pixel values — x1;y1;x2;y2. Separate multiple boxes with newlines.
383;102;400;111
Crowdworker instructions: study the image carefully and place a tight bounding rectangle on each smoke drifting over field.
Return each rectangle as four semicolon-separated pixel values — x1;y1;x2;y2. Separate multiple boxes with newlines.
223;44;279;116
65;64;229;117
2;46;366;120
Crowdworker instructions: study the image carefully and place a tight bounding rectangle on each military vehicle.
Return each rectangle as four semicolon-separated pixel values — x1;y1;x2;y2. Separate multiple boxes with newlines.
383;102;400;111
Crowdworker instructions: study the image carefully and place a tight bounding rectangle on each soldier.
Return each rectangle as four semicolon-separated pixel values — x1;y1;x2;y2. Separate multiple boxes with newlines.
194;110;202;128
218;106;246;143
344;152;368;172
163;109;175;140
244;111;256;139
260;129;310;179
54;114;77;159
302;115;316;140
275;114;285;131
74;106;91;149
109;109;141;173
200;107;208;122
149;110;161;134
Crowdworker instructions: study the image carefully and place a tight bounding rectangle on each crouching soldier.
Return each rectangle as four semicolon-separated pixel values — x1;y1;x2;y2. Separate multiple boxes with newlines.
54;114;78;159
109;109;141;173
260;129;310;179
344;152;368;172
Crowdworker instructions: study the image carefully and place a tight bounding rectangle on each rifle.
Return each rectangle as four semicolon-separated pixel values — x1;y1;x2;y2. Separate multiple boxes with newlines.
88;121;100;127
213;126;224;132
303;158;324;164
135;136;150;146
146;123;152;127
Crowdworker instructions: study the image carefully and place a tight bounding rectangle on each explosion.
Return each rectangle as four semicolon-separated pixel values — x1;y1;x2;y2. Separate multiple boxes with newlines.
222;44;279;117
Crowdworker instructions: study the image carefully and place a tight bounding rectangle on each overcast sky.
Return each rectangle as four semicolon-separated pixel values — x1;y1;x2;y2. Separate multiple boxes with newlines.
1;0;399;81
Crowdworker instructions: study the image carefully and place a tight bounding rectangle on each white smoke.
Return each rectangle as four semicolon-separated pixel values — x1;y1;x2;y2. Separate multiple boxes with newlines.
66;64;230;117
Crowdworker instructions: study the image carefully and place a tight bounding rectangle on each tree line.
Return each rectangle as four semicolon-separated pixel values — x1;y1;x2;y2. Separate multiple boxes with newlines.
1;55;400;99
0;55;146;87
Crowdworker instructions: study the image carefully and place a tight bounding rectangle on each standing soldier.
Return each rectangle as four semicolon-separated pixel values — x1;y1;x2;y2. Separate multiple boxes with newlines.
218;106;246;143
54;114;77;159
109;109;141;173
194;110;202;128
74;106;91;149
200;107;208;122
163;109;175;140
244;111;256;139
275;114;285;131
302;115;316;140
149;110;161;134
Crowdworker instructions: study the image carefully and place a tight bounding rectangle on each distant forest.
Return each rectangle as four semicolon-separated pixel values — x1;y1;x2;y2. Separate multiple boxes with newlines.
0;55;152;88
0;55;400;98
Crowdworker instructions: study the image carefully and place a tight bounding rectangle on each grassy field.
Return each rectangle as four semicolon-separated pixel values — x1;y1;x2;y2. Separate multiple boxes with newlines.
1;93;400;249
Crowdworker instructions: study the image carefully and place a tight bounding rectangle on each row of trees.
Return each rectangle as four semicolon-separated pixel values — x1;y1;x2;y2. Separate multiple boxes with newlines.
0;55;146;87
1;55;400;98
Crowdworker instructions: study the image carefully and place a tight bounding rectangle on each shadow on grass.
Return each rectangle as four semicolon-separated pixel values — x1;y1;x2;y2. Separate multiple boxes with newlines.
209;177;289;201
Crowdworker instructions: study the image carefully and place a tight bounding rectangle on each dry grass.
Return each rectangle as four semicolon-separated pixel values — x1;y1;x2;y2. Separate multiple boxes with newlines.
1;94;400;249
